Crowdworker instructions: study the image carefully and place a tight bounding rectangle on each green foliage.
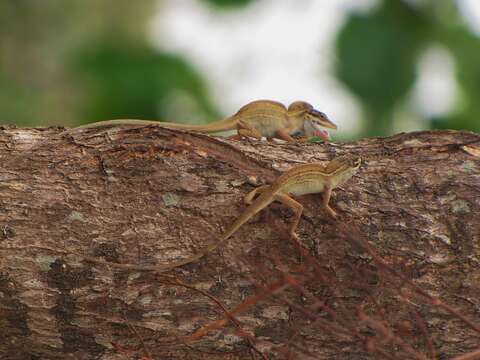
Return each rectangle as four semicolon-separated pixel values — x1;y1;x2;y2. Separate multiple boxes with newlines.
69;39;219;123
437;28;480;132
202;0;253;9
0;0;219;126
337;2;426;112
1;0;478;134
335;0;480;136
0;71;38;124
336;0;428;136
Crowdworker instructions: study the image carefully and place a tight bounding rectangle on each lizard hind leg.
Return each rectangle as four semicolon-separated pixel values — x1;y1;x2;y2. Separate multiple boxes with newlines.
273;193;304;240
237;120;263;140
244;185;270;205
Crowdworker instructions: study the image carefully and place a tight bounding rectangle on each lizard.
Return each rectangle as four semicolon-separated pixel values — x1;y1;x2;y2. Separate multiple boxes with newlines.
64;155;361;272
65;100;337;142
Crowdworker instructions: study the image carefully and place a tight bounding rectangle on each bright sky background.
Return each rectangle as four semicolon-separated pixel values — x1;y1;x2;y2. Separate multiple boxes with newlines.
150;0;480;136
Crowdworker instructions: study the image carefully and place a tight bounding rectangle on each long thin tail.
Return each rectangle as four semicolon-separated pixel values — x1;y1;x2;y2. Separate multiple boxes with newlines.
221;190;274;240
62;191;275;273
63;119;163;134
156;190;275;271
65;117;238;134
159;116;237;133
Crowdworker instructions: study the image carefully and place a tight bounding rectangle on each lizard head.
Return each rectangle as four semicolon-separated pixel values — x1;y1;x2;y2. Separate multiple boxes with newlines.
287;101;337;140
325;155;362;186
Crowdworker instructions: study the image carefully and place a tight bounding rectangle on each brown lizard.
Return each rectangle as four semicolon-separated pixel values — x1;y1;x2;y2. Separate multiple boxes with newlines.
65;155;361;272
66;100;337;142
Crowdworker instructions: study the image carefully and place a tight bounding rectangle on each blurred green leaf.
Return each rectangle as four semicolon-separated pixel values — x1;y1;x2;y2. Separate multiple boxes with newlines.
202;0;253;9
336;0;428;136
430;113;480;132
438;28;480;132
306;137;327;143
69;39;219;124
0;72;39;125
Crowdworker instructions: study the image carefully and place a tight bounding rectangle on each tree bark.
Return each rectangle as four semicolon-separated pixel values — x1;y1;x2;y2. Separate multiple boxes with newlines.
0;125;479;360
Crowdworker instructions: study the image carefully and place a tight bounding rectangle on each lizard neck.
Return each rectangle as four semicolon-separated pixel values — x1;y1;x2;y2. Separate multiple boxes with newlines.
329;166;357;188
285;114;308;134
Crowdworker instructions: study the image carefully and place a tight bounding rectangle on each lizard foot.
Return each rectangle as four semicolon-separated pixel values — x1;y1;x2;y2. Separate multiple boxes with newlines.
289;231;301;242
325;206;337;218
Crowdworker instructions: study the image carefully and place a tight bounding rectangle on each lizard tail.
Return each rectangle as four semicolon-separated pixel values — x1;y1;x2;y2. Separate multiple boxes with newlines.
157;190;275;271
65;117;237;134
159;116;237;133
64;119;166;133
221;191;275;240
64;190;275;273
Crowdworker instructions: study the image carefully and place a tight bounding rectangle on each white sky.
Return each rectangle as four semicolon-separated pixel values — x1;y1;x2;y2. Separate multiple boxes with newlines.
150;0;480;136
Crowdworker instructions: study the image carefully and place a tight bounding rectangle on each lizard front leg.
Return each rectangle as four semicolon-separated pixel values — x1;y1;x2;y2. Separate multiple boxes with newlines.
322;185;337;218
274;129;297;143
273;193;304;240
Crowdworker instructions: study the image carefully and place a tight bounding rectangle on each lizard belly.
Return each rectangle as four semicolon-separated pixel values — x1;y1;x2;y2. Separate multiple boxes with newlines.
284;180;326;196
245;117;289;138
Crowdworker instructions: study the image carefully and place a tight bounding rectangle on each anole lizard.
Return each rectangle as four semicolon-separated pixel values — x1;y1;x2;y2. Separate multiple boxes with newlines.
65;156;361;272
66;100;337;142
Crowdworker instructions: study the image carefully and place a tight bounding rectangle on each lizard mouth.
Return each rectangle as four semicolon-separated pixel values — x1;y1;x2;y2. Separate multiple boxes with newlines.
313;129;330;140
304;120;331;140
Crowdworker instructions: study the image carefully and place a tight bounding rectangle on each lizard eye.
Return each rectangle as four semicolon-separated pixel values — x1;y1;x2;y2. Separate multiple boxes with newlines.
311;110;327;119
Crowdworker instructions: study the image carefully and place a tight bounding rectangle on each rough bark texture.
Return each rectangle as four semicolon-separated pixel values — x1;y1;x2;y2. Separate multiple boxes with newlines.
0;125;479;360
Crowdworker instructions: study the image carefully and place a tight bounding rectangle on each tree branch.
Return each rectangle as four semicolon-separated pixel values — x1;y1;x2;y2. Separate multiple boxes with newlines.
1;125;479;359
